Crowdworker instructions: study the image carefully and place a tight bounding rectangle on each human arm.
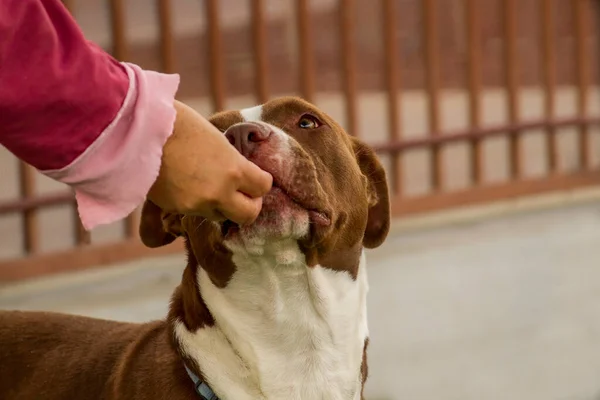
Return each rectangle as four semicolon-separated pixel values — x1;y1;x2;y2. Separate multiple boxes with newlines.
0;0;271;230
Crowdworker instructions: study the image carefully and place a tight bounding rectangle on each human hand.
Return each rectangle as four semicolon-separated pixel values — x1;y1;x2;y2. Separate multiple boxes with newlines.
147;101;273;225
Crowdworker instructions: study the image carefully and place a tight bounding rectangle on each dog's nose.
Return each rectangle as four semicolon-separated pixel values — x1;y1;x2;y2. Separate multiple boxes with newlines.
224;122;271;157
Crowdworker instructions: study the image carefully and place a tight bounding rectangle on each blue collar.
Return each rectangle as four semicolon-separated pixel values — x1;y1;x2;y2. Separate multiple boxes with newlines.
184;364;220;400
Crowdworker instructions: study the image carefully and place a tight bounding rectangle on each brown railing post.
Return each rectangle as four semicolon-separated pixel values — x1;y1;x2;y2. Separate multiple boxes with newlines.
296;0;315;103
423;0;443;190
503;0;522;178
339;0;358;137
19;163;39;254
157;0;175;74
466;0;484;185
73;201;91;246
205;0;225;112
382;0;402;194
61;0;75;13
108;0;128;60
574;0;592;169
107;0;136;238
124;210;140;240
251;0;269;104
541;0;558;173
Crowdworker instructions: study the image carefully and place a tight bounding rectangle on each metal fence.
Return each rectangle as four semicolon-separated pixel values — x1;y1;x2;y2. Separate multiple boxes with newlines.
1;0;599;282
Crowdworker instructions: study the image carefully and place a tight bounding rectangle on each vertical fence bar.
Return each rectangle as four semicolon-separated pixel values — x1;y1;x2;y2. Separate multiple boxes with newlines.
574;0;591;169
73;200;91;246
62;0;75;13
503;0;522;178
383;0;402;194
205;0;225;111
157;0;175;73
466;0;484;184
124;210;139;239
541;0;558;172
19;164;39;254
108;0;136;237
61;0;87;245
74;220;91;245
423;0;443;190
252;0;269;103
339;0;358;136
108;0;128;60
296;0;315;102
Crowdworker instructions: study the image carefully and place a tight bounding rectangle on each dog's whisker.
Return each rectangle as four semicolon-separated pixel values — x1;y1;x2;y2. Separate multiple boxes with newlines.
194;219;207;233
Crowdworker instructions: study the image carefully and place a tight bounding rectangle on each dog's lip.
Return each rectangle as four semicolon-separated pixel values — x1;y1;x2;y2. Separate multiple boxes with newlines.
221;219;239;237
271;181;331;226
220;183;331;238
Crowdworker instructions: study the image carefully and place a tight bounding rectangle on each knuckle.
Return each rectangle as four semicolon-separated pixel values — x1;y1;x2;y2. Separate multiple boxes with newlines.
202;189;223;208
226;164;244;181
175;197;196;214
210;210;227;222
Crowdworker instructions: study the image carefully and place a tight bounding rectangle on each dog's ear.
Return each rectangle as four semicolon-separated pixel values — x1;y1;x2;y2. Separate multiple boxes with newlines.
139;200;182;248
351;138;390;249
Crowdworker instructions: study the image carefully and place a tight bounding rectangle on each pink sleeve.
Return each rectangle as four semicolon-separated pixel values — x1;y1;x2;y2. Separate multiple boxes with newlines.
0;0;180;230
44;63;179;231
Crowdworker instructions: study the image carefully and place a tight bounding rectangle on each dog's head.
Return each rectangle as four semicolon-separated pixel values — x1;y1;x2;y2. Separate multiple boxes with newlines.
140;97;389;283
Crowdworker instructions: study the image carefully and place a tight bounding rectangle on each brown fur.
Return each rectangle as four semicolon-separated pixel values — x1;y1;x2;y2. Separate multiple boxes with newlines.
0;97;389;399
0;311;195;399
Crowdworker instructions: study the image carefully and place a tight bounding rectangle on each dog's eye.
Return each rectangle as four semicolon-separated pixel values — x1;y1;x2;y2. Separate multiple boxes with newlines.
298;115;320;129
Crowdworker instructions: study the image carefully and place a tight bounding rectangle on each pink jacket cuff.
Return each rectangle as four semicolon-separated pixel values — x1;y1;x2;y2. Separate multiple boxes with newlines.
44;63;180;231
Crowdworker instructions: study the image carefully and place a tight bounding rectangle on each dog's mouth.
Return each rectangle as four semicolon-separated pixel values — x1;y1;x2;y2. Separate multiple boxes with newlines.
220;182;331;238
221;219;239;237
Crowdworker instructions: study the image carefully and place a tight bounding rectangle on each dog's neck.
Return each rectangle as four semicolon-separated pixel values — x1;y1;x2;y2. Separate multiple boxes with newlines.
172;238;369;400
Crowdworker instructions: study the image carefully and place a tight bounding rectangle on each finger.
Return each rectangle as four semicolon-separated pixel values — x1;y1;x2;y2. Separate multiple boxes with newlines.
205;209;228;223
218;192;263;225
188;208;227;223
237;160;273;198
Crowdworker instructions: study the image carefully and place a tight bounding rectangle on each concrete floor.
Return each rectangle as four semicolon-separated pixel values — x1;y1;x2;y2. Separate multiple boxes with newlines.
2;200;600;400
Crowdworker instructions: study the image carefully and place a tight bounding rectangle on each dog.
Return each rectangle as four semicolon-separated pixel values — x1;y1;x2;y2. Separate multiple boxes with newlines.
0;97;390;399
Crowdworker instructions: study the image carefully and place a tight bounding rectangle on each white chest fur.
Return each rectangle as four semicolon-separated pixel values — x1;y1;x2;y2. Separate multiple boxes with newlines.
174;240;369;400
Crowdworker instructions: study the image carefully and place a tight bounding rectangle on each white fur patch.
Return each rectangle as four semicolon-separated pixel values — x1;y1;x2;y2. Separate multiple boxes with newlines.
240;105;263;122
175;243;369;400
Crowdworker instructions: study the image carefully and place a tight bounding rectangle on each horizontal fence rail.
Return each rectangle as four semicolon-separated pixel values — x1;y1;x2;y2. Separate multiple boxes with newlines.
0;0;599;282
